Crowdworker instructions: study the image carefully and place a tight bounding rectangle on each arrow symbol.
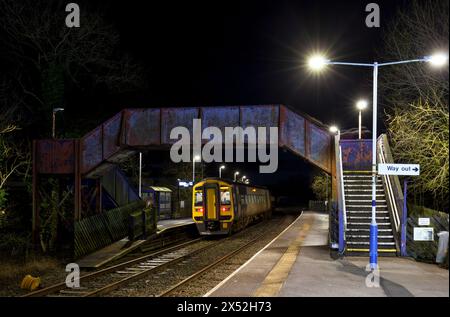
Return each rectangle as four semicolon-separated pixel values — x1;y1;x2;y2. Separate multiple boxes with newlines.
413;167;418;172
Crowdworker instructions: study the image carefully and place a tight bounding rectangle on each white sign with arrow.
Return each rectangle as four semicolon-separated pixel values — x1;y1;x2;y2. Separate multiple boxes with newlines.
378;163;420;176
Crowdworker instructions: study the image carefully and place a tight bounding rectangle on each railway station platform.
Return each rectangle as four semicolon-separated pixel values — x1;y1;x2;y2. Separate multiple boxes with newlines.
77;217;195;268
206;211;449;297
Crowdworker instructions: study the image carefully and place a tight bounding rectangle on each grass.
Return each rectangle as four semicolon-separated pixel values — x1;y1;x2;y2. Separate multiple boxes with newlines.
0;256;60;289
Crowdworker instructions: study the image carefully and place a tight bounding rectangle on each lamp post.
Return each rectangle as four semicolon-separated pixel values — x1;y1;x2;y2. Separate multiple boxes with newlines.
241;175;247;183
308;52;448;270
219;165;225;178
192;155;200;183
52;108;64;139
233;171;239;182
356;100;368;139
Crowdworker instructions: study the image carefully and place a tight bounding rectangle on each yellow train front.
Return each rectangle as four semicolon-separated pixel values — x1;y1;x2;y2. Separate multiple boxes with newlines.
192;178;272;235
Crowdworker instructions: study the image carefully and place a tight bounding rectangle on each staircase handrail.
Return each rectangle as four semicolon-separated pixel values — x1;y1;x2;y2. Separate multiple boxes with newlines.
377;134;403;246
338;145;347;230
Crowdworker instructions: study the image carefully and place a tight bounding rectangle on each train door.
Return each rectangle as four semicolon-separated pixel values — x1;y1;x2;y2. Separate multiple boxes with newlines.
204;184;219;220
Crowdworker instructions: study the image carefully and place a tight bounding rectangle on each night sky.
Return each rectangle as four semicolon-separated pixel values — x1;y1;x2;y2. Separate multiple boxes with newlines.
83;0;408;131
67;0;410;202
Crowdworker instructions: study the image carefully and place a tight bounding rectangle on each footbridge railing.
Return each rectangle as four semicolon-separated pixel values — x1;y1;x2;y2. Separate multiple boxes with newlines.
377;134;403;254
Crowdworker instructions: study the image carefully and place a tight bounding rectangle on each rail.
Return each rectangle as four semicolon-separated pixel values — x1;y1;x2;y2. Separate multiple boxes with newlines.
339;145;347;229
335;135;346;253
377;134;403;251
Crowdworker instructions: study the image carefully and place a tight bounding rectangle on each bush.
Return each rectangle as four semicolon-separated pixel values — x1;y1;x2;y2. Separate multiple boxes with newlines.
0;232;30;258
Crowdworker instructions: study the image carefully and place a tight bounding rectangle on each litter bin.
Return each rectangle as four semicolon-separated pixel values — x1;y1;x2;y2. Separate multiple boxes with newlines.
436;231;449;264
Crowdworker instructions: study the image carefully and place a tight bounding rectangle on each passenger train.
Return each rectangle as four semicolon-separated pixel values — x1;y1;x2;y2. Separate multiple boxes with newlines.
192;178;272;235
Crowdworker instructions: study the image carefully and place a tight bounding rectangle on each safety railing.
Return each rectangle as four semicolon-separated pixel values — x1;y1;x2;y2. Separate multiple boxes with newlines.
377;134;403;251
335;136;347;253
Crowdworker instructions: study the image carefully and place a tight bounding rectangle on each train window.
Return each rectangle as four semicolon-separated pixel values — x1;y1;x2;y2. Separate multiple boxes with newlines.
220;189;231;205
194;191;203;206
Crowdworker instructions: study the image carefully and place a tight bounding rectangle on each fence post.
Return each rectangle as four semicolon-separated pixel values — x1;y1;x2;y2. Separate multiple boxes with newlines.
401;179;408;256
142;208;147;240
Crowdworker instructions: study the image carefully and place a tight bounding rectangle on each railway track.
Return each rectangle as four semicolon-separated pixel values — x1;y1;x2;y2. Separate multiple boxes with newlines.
22;214;295;297
22;238;205;297
157;215;293;297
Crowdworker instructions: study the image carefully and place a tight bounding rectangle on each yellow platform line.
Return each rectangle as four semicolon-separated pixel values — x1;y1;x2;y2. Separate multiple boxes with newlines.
253;216;314;297
346;248;397;253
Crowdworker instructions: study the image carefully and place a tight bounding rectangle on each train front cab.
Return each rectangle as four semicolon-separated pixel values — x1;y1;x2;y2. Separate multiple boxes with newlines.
192;180;234;235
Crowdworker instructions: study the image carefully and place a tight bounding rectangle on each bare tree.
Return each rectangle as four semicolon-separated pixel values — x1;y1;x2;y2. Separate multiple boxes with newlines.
379;0;449;211
0;0;145;130
379;0;449;108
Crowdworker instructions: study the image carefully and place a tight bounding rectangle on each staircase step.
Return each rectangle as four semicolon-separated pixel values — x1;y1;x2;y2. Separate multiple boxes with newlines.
347;216;390;220
347;210;389;214
347;241;396;246
345;189;384;192
347;222;391;226
346;228;392;232
346;199;386;202
346;235;394;239
345;194;385;197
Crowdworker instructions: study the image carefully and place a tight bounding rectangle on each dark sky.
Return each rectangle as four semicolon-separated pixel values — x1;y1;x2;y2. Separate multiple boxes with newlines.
79;0;410;199
90;0;409;132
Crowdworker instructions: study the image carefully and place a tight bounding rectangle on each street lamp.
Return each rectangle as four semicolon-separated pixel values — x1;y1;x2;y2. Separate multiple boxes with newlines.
308;52;447;270
233;171;240;182
356;100;368;139
241;175;247;183
219;165;225;178
329;125;340;139
245;179;250;184
52;108;64;139
192;155;201;183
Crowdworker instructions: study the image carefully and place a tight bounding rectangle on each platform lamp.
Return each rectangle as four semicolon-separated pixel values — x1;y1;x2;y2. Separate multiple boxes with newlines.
241;175;247;183
308;51;448;270
356;100;368;139
219;165;225;178
192;155;201;183
234;171;240;182
52;108;64;139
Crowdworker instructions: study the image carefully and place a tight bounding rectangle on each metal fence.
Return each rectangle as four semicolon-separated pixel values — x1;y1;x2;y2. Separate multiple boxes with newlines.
308;200;328;212
406;214;449;263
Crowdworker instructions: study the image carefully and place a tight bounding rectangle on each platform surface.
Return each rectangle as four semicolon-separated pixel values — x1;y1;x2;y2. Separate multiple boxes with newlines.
206;211;449;297
78;217;194;268
157;217;195;232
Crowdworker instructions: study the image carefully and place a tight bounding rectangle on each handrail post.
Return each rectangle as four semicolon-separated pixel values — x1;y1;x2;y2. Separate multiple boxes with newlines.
338;208;345;254
401;179;408;256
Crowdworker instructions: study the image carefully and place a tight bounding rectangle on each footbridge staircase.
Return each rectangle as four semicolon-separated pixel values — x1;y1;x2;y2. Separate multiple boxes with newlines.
334;134;405;256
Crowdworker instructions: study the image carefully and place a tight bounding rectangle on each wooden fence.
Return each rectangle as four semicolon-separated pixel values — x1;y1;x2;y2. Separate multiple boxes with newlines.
74;200;146;258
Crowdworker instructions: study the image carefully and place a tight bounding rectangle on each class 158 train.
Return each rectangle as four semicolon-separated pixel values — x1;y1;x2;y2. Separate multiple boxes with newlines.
192;178;272;235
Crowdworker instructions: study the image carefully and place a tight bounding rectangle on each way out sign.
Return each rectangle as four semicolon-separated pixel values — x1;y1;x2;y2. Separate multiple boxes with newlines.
378;163;420;176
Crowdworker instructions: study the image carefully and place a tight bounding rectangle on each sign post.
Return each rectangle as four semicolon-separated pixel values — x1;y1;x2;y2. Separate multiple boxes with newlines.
378;163;420;257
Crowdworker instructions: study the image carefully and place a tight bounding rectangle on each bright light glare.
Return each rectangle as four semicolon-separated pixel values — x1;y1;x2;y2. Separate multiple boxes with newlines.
220;165;225;169
356;100;368;111
426;53;448;67
329;126;339;134
308;55;329;71
194;155;201;161
234;171;239;175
